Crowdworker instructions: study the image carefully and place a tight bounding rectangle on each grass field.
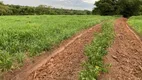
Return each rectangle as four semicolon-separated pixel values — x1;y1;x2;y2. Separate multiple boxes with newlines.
128;16;142;35
0;15;115;71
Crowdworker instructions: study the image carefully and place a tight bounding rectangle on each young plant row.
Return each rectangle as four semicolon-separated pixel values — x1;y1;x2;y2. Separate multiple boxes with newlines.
80;20;114;80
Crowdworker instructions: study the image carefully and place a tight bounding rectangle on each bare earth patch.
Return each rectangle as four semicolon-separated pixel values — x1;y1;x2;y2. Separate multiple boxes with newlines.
99;18;142;80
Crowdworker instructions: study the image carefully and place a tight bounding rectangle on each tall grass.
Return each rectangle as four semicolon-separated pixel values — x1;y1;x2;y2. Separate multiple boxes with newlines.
128;16;142;35
0;15;114;71
80;20;114;80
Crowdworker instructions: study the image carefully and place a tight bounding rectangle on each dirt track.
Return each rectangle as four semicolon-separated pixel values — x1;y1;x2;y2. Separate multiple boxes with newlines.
99;18;142;80
3;24;101;80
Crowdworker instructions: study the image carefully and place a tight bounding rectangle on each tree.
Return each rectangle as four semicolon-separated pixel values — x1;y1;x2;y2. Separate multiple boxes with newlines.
0;2;92;15
93;0;118;15
118;0;141;17
139;5;142;15
0;1;11;15
93;0;142;17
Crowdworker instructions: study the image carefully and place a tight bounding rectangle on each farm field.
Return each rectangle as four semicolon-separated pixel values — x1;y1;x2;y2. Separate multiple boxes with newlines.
1;0;142;80
1;15;142;80
128;16;142;35
0;15;115;71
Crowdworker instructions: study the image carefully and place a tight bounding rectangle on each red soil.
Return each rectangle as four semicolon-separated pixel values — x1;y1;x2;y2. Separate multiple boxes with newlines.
3;24;101;80
99;18;142;80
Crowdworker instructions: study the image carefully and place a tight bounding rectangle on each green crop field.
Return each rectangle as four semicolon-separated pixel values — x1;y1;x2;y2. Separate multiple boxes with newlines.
128;16;142;35
0;15;115;71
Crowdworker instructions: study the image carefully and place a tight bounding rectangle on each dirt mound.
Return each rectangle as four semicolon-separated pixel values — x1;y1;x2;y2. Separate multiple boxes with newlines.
99;18;142;80
3;24;101;80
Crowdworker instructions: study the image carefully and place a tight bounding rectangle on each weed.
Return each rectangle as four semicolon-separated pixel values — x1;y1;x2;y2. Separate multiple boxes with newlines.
0;51;13;72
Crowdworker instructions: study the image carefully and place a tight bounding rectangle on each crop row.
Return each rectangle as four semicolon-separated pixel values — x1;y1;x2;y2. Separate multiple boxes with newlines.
80;20;115;80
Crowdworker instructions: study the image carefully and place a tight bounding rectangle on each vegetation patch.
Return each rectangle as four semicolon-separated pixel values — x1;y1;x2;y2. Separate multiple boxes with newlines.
128;16;142;35
80;20;114;80
0;15;114;71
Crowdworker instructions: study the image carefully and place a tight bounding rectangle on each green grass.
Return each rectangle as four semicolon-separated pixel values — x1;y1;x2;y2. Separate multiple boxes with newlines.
80;20;115;80
128;16;142;35
0;15;115;71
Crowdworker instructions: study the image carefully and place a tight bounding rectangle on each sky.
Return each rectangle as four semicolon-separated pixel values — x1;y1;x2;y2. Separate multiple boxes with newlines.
0;0;98;10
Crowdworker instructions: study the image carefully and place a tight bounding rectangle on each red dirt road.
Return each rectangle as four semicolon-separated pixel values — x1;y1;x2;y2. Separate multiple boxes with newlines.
3;24;101;80
99;18;142;80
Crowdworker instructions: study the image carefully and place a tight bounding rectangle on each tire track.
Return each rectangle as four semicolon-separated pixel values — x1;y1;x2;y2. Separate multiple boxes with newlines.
99;18;142;80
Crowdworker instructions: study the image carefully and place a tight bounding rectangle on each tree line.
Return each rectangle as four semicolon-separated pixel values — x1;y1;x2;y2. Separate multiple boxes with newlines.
0;2;91;15
1;0;142;17
93;0;142;17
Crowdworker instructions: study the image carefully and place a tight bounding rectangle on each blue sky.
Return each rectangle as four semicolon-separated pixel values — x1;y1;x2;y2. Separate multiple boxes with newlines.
1;0;98;10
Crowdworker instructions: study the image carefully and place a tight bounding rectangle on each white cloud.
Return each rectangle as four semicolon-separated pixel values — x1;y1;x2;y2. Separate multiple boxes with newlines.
1;0;44;6
82;0;98;4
